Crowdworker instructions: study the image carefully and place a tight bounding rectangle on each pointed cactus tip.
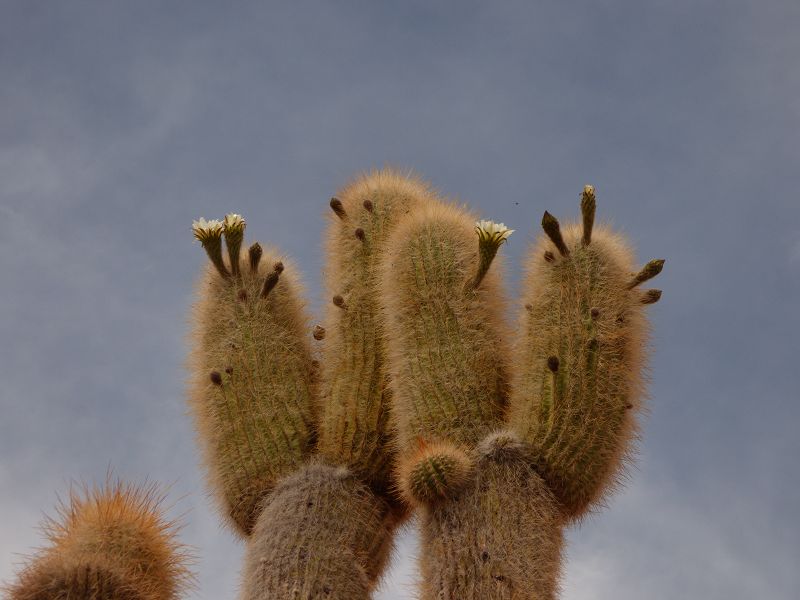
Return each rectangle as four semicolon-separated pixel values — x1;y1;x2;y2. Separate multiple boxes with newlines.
547;356;560;373
590;307;600;319
237;289;248;302
332;294;346;309
210;371;223;386
354;228;366;241
542;211;570;256
261;271;281;298
544;250;555;263
313;325;326;340
330;197;346;219
273;261;285;274
363;199;374;212
641;289;663;304
248;243;262;273
628;259;665;288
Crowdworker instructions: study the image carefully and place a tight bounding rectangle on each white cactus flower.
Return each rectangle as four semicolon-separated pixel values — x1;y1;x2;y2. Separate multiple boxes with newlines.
192;217;224;242
475;220;514;246
223;213;246;234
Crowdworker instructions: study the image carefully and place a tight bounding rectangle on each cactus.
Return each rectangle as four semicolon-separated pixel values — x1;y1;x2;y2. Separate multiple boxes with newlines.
189;216;317;535
187;169;438;598
6;479;192;600
8;173;663;600
379;184;662;597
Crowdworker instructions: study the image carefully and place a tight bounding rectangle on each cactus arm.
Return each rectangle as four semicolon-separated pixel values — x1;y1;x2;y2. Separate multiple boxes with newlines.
379;200;564;598
6;480;192;600
317;169;436;505
379;202;510;505
189;217;317;536
507;186;663;519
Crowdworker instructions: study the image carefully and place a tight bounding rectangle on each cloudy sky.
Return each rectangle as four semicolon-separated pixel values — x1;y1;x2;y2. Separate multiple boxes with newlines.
1;1;798;598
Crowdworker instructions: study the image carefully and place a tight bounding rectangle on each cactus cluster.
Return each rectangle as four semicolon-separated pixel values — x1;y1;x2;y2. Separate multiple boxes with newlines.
7;169;663;599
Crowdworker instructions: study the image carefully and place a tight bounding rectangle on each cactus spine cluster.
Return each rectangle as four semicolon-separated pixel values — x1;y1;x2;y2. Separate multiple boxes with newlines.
7;480;191;600
7;170;662;600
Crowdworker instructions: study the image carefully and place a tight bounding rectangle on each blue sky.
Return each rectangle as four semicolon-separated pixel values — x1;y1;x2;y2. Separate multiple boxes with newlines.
1;2;798;598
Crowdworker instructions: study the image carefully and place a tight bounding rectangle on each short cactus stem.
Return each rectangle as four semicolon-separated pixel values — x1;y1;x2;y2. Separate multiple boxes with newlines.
628;259;666;289
641;288;663;304
330;197;346;219
541;211;569;256
260;265;282;298
581;184;596;245
248;242;262;274
189;232;316;536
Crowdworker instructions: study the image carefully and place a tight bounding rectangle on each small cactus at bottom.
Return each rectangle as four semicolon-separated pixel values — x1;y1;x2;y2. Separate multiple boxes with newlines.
6;479;192;600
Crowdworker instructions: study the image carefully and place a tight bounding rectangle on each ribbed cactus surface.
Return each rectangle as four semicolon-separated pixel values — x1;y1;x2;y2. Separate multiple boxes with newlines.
317;170;437;497
380;202;510;504
241;463;393;600
421;432;563;600
7;481;191;600
189;222;317;535
508;187;662;517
